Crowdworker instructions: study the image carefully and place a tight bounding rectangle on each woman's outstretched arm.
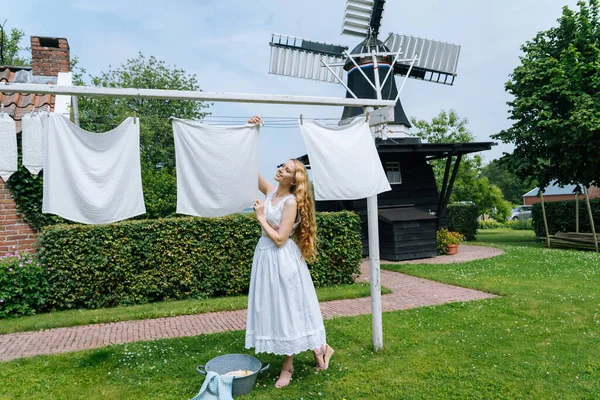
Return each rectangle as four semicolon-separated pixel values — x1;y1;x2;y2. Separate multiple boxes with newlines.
258;173;275;196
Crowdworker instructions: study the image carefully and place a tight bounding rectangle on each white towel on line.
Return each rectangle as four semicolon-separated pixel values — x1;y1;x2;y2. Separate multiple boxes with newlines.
172;118;259;217
0;113;17;182
42;113;146;224
21;113;44;175
299;117;391;200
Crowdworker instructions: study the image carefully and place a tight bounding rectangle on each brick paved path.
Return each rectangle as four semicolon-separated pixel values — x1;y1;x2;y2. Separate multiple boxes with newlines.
0;244;501;362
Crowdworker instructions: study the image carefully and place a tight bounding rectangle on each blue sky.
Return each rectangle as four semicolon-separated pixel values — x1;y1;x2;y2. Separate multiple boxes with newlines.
5;0;580;184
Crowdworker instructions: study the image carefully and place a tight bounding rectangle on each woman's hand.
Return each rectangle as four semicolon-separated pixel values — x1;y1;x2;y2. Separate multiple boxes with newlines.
248;116;262;125
253;199;265;219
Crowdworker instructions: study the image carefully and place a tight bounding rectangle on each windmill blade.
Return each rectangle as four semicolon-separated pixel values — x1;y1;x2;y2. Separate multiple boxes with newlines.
384;33;461;85
342;0;386;38
269;34;348;83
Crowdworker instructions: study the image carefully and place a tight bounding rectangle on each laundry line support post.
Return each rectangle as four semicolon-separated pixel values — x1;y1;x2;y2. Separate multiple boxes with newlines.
365;105;383;352
71;95;80;126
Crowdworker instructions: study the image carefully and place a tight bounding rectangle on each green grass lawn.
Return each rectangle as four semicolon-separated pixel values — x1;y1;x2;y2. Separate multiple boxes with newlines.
0;283;390;335
1;228;599;399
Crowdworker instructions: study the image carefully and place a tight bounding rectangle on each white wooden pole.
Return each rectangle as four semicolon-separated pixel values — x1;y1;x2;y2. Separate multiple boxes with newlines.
343;50;378;92
365;104;383;352
320;59;358;99
372;51;382;102
381;46;403;90
394;54;418;103
0;83;394;108
71;95;80;126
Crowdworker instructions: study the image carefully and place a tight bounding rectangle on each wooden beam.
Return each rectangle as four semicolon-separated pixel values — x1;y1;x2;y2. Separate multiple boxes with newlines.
436;155;453;225
0;83;395;108
583;186;599;252
540;190;551;248
438;154;463;219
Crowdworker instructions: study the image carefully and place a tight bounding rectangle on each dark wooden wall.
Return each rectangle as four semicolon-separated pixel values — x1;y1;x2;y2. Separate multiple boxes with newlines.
379;219;438;261
315;152;441;258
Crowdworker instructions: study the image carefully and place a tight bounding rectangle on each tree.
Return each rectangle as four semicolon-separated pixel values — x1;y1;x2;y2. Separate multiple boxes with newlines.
493;0;600;190
411;110;512;220
0;21;29;66
481;159;536;205
74;53;210;218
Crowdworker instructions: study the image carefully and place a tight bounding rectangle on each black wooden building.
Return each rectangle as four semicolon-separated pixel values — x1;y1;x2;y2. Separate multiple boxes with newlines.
300;137;494;261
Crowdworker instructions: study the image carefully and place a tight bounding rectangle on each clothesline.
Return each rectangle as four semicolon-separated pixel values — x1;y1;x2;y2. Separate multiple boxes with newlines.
26;112;344;129
31;112;342;121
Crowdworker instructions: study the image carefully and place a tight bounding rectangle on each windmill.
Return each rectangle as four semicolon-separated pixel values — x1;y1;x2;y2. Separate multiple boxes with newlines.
268;0;461;137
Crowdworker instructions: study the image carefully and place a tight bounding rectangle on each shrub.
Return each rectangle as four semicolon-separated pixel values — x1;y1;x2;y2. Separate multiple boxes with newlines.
478;219;505;230
447;203;478;241
0;252;48;318
38;211;362;311
505;219;533;231
532;198;600;237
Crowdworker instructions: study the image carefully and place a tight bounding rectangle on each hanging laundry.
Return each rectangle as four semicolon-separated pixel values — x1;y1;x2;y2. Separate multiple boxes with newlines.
299;117;391;200
21;113;44;175
172;118;259;217
42;113;146;224
0;113;17;182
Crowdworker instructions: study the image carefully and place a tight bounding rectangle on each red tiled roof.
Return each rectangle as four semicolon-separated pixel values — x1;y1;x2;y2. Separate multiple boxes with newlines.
0;66;55;133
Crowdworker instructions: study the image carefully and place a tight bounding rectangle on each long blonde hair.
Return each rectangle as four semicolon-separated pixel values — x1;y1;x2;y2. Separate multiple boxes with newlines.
290;159;317;262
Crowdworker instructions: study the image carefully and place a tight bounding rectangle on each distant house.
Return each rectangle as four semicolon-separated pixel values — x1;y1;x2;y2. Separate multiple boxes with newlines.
522;181;600;205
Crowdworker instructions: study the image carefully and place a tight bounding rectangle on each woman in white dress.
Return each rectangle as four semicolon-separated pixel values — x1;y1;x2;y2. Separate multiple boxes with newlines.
245;116;334;389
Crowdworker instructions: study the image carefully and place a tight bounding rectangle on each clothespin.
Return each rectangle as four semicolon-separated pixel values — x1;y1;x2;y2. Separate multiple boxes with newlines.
259;119;265;127
133;111;137;124
365;111;370;121
300;114;303;125
0;103;4;114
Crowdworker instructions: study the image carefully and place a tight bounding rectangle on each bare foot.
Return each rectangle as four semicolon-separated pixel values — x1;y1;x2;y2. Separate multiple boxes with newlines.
275;368;293;388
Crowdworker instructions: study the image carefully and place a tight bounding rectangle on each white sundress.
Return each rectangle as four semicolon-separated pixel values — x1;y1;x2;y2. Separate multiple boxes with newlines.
245;189;326;355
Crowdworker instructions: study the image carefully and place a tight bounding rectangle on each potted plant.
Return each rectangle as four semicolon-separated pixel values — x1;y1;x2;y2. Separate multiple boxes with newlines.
436;229;465;255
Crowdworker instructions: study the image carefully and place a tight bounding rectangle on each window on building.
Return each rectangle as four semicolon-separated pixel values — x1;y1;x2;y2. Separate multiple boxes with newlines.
385;161;402;184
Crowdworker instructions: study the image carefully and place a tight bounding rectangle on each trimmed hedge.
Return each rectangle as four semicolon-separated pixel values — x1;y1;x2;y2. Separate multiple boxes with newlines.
532;199;600;238
38;211;362;311
447;203;478;241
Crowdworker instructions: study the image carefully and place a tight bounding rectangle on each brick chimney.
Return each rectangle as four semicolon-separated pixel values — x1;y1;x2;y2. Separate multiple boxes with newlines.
30;36;70;76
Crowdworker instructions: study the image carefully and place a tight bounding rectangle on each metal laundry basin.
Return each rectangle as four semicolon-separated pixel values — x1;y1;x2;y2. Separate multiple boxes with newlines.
197;354;269;397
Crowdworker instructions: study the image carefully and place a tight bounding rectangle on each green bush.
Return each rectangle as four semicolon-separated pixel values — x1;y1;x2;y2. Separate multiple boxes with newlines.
478;219;505;230
0;252;49;318
139;168;178;219
532;198;600;237
505;219;533;231
37;211;362;311
447;203;478;241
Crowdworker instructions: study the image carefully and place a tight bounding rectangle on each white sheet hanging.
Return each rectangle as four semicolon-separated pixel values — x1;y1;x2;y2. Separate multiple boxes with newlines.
42;113;146;224
299;117;391;200
172;118;259;217
0;113;17;182
21;113;44;175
